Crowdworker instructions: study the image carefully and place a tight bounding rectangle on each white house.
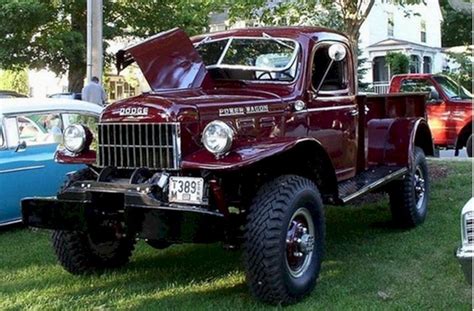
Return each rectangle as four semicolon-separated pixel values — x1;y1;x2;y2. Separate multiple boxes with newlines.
359;0;444;93
210;0;445;93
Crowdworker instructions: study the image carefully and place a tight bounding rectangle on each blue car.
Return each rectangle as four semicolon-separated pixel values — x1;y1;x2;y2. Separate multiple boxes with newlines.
0;98;102;226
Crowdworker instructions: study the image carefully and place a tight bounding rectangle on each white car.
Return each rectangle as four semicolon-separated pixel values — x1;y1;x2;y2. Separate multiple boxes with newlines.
456;197;474;284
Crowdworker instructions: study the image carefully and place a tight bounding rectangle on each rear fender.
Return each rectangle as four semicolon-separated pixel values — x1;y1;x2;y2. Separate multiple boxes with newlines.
368;118;433;167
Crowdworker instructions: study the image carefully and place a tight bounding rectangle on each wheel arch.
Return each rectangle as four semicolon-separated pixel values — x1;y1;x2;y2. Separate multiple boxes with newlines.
456;120;473;149
248;140;338;200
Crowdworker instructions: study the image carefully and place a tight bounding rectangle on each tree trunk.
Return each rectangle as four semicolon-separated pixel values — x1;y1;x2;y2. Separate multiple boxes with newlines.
68;63;86;93
68;0;87;93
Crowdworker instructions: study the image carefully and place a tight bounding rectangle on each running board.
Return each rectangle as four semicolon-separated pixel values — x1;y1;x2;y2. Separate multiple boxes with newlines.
338;167;408;204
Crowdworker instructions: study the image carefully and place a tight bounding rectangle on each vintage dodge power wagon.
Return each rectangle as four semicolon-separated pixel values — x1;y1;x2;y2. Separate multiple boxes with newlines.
22;27;434;305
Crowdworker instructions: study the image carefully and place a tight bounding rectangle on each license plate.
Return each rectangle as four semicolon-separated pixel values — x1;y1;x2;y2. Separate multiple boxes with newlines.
168;177;204;204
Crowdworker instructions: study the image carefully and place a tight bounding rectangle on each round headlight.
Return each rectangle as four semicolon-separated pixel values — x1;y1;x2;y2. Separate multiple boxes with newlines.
63;124;86;153
202;120;234;155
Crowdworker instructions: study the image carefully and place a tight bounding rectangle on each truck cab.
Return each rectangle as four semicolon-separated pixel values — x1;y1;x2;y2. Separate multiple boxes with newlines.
389;74;473;157
22;27;434;305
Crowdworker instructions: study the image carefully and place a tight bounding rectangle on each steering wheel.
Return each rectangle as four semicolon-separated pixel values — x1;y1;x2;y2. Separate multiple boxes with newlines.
256;71;294;81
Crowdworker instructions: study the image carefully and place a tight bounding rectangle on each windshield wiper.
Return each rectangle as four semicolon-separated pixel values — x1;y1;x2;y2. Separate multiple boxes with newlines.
194;36;211;48
262;32;294;49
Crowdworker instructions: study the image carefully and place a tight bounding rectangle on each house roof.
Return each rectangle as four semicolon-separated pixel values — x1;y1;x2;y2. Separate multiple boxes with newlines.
367;38;441;51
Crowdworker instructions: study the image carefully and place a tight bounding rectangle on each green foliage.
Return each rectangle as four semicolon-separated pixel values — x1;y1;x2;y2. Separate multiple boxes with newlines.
0;0;223;92
443;51;473;92
0;69;29;95
386;52;410;76
440;0;472;47
228;0;343;31
357;44;370;91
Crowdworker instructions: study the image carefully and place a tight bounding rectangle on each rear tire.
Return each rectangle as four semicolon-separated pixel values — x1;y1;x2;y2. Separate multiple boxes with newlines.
466;134;472;158
388;147;429;227
52;230;135;275
244;175;325;305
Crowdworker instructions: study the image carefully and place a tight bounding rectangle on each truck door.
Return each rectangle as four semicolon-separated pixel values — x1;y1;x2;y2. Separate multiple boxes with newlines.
398;78;450;146
307;42;358;181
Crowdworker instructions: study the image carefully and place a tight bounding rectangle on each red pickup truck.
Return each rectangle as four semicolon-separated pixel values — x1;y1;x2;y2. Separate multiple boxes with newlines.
389;74;473;157
22;27;434;305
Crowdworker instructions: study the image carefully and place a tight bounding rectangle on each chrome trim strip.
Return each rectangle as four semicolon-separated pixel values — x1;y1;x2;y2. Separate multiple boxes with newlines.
0;165;45;174
341;168;408;203
0;219;22;227
296;104;356;114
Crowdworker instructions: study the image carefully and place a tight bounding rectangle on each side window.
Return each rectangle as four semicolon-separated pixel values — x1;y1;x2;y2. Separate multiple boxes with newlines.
17;113;62;145
400;79;439;102
400;79;433;93
312;44;350;95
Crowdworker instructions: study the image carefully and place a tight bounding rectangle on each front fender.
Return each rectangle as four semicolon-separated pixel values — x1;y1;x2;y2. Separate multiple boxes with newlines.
368;118;433;167
182;137;320;171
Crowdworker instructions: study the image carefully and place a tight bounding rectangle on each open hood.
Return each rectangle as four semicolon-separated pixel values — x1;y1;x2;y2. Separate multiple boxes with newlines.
116;28;208;90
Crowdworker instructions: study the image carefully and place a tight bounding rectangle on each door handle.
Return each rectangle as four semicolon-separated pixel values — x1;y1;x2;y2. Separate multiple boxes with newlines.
347;109;359;117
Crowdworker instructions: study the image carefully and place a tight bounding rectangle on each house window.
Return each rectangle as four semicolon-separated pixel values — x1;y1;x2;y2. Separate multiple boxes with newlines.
423;56;432;73
387;13;394;37
410;55;421;73
421;20;427;43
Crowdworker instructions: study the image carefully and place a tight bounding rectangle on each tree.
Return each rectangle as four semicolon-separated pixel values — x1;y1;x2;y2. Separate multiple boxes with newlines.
0;0;222;92
0;69;29;95
228;0;425;46
443;51;473;92
440;0;472;47
386;52;410;76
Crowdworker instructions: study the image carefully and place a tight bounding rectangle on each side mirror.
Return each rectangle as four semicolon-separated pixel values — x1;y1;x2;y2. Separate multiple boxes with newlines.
428;88;441;103
15;141;27;152
328;43;347;62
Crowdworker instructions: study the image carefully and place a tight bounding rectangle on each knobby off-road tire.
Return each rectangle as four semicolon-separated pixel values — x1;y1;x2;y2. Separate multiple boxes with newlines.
388;147;429;227
53;167;135;275
466;134;472;158
52;230;135;275
244;175;325;305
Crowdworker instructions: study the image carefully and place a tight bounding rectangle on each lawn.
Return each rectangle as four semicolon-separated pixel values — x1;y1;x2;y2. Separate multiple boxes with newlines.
0;160;472;310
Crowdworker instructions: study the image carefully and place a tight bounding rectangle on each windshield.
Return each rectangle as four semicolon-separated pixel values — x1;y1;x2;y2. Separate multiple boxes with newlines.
433;76;473;100
195;37;299;82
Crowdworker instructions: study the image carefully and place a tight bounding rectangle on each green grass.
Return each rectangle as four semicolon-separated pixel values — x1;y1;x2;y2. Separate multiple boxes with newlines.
0;161;472;310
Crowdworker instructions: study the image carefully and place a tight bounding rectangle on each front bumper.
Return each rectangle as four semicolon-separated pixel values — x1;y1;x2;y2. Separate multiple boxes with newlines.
21;181;225;243
456;247;473;285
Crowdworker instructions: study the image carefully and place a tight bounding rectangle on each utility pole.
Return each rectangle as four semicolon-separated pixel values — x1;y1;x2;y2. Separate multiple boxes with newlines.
86;0;103;83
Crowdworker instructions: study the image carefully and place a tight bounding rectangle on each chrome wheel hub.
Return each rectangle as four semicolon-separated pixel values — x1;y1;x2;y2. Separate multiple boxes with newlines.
414;167;426;210
285;208;315;278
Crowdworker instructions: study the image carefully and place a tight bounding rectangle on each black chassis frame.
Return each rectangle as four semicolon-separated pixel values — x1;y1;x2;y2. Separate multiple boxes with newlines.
21;180;225;244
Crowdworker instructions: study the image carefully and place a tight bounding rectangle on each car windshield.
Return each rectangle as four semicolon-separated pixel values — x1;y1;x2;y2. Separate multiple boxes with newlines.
195;37;299;82
433;76;473;100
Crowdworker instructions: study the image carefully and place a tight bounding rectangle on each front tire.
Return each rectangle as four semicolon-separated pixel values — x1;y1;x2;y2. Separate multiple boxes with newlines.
388;147;429;227
466;134;472;158
244;175;325;305
52;230;135;275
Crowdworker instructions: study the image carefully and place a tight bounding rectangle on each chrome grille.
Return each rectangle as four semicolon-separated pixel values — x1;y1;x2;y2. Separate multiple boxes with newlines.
466;214;474;245
97;123;181;170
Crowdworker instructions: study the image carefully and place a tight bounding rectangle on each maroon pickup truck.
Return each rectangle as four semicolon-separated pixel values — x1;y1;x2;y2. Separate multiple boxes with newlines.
22;27;434;305
389;74;473;157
